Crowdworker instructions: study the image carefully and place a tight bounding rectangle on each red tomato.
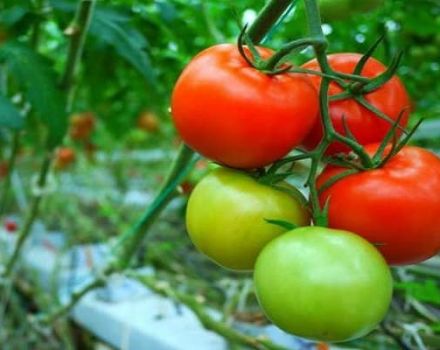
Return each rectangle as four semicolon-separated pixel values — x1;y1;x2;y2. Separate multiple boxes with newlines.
317;145;440;265
69;112;95;141
171;44;319;169
302;53;411;154
54;147;76;170
4;219;17;233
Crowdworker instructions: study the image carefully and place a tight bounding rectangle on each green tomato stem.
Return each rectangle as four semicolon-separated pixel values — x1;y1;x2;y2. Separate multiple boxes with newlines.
3;0;96;276
3;151;51;277
110;144;197;270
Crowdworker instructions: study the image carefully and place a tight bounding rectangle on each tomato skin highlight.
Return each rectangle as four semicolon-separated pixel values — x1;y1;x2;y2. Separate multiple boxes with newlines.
318;145;440;265
171;44;319;169
301;53;411;155
186;167;310;271
254;226;392;342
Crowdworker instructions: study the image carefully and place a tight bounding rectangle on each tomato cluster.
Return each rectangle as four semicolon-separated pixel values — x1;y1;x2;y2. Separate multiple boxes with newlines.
171;43;440;342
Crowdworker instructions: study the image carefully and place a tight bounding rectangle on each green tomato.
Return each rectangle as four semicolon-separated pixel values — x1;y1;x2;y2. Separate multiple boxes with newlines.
351;0;384;12
186;167;310;271
319;0;352;22
254;227;392;342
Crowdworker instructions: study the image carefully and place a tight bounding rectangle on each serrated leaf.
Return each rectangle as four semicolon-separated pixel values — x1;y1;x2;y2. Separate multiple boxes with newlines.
264;218;297;231
0;41;67;147
0;94;24;129
51;0;155;83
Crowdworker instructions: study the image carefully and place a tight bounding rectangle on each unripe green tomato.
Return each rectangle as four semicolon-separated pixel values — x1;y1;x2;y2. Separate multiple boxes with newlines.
351;0;384;12
319;0;352;22
254;227;392;342
186;168;310;271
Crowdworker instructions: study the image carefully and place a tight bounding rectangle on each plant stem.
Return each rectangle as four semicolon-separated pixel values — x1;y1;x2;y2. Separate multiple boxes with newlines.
132;272;290;350
110;144;197;270
3;0;96;276
247;0;293;43
3;151;51;276
0;132;20;216
41;278;105;324
60;0;96;110
263;37;325;70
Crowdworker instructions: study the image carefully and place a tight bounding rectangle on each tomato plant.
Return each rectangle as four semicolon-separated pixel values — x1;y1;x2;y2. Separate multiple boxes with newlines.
318;145;440;265
186;167;310;270
301;53;411;154
254;226;392;342
171;44;319;169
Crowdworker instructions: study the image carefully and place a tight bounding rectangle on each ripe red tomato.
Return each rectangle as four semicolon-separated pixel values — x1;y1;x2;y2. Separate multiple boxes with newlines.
171;44;319;169
301;53;411;154
69;112;95;141
54;147;76;170
317;145;440;265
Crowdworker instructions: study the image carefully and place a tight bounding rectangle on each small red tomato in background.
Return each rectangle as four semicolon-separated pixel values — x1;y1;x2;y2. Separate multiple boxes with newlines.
69;112;96;141
317;145;440;265
0;161;9;178
54;147;76;170
172;43;319;169
4;219;17;233
302;53;411;154
137;111;160;133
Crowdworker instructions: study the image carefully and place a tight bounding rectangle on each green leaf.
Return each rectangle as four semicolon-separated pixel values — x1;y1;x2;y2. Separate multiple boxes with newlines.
395;280;440;306
51;0;155;84
0;41;67;148
89;10;155;84
0;94;24;129
264;219;297;231
0;6;30;28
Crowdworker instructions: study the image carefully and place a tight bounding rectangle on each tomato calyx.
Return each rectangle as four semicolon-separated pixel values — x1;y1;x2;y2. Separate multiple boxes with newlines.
264;218;298;231
237;25;325;76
